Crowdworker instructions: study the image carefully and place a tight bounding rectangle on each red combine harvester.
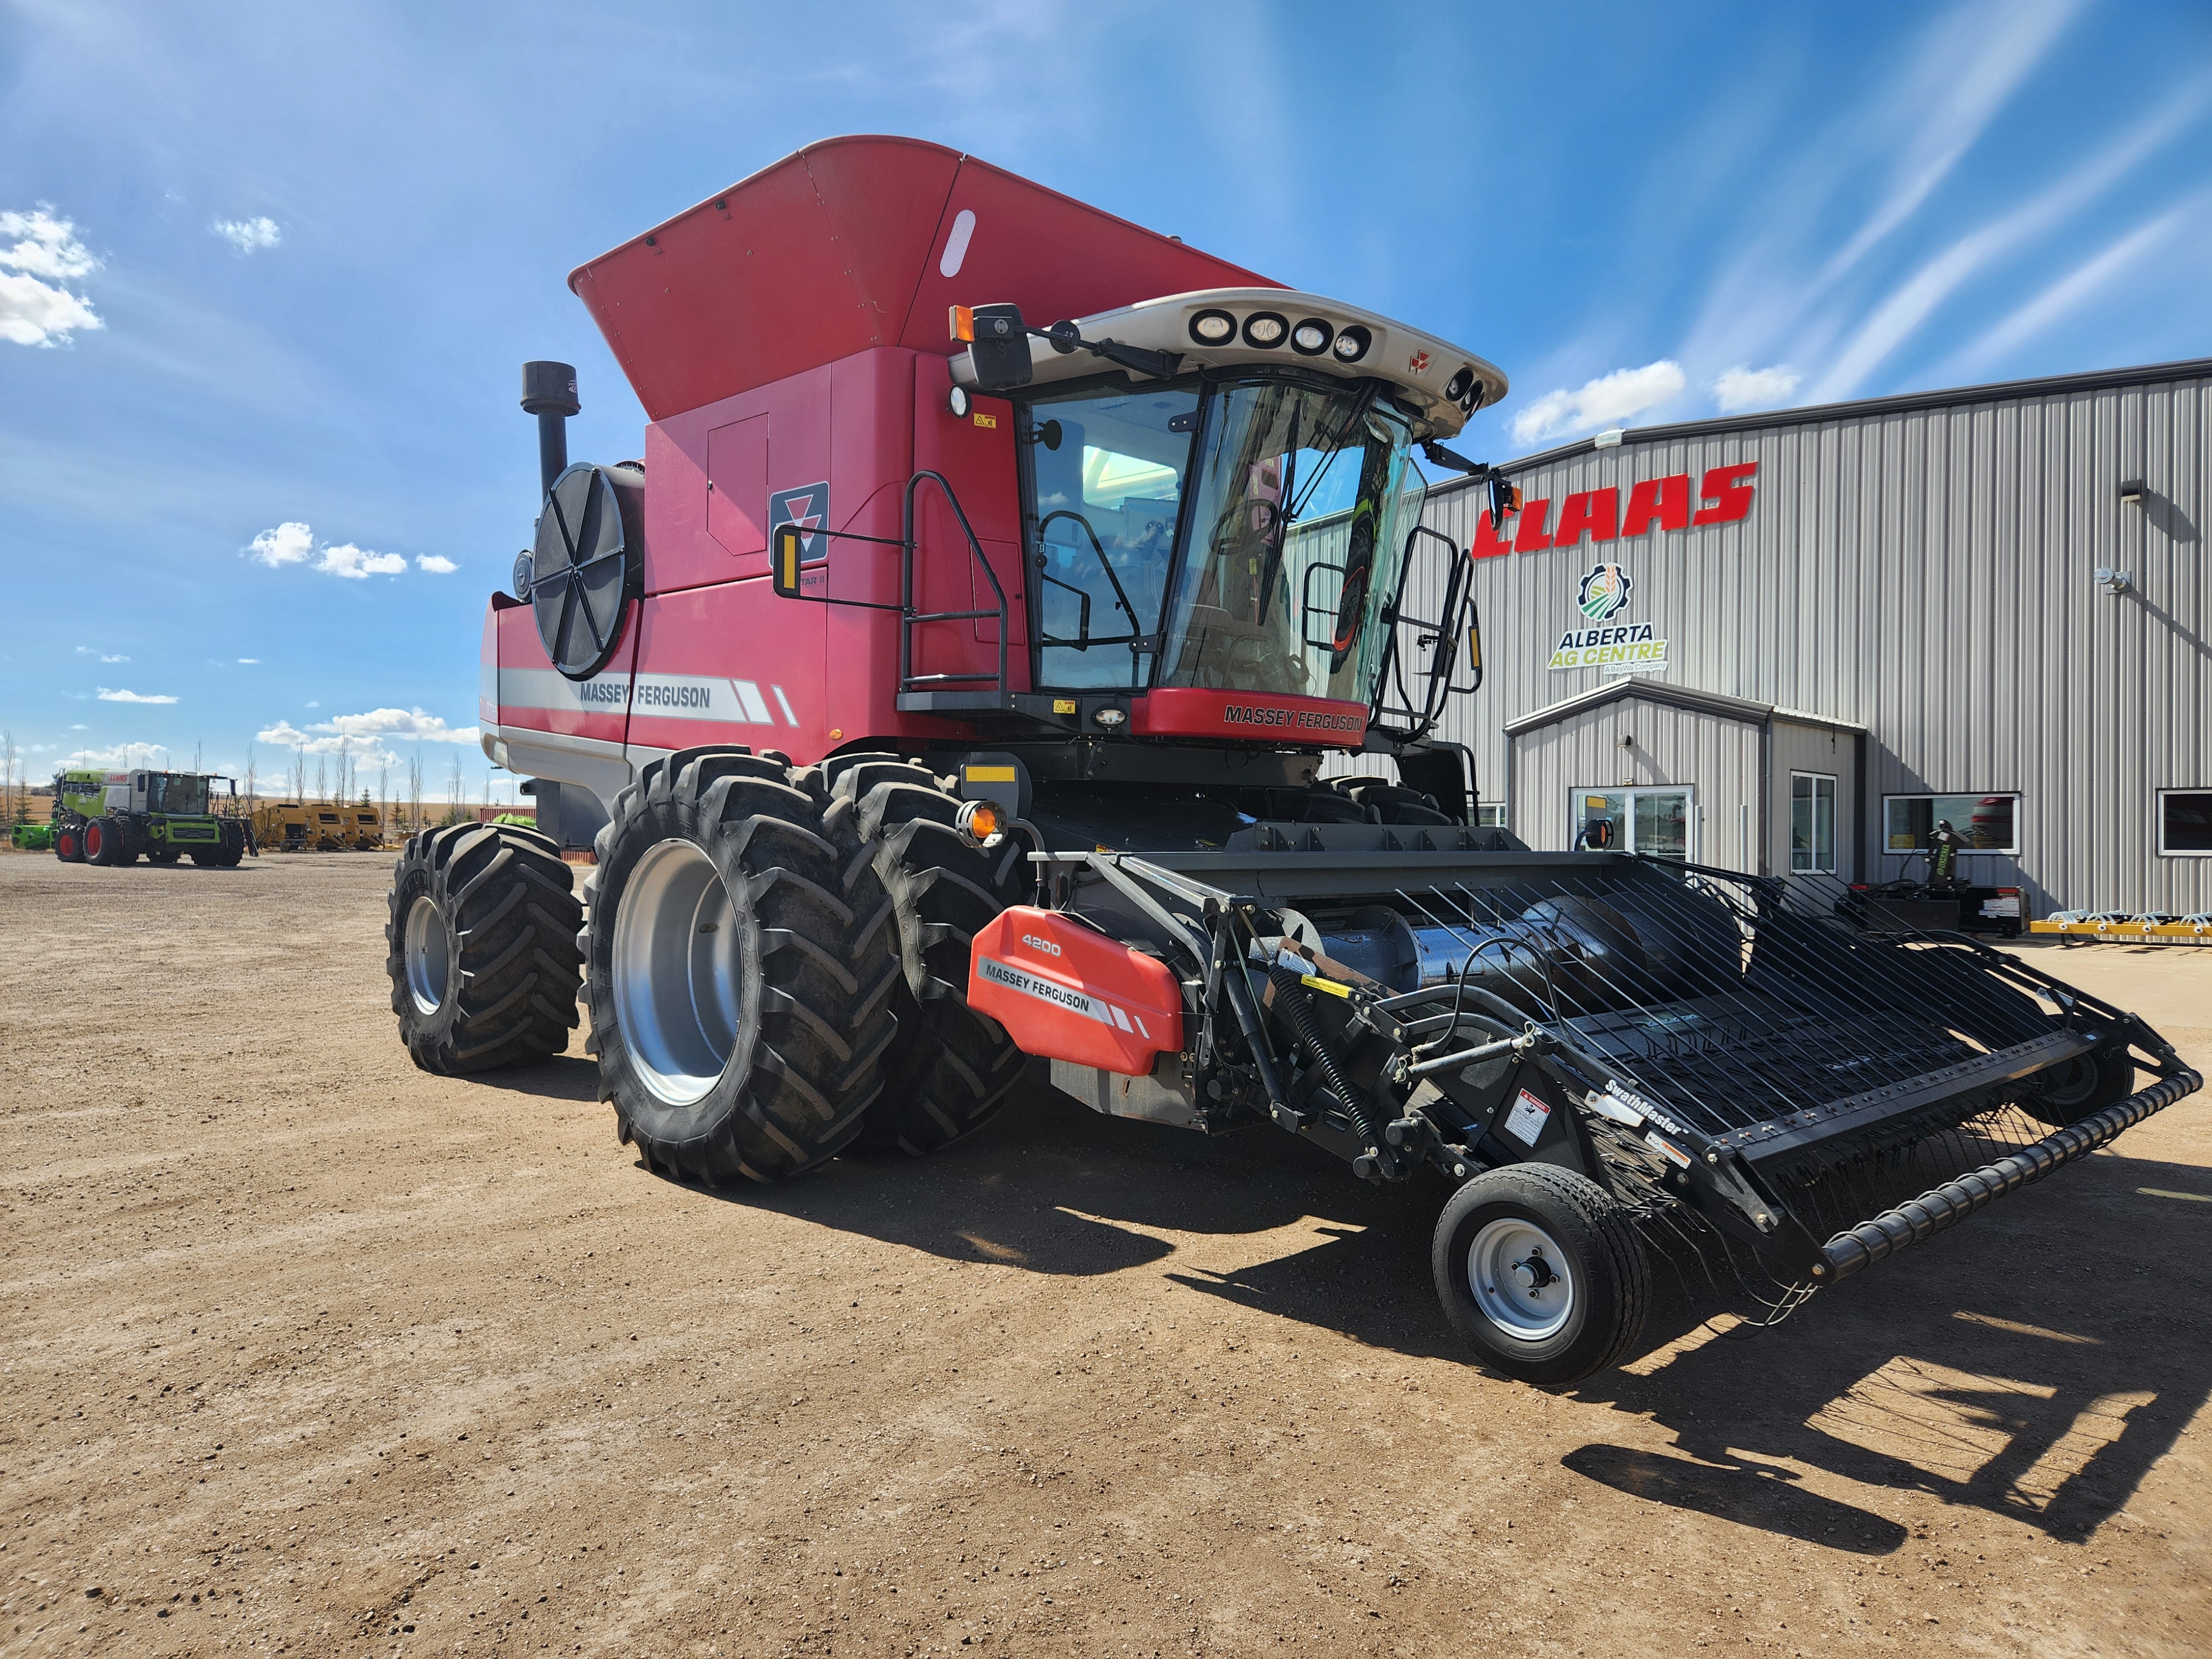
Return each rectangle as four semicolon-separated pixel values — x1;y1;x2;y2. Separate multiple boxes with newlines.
387;137;2197;1383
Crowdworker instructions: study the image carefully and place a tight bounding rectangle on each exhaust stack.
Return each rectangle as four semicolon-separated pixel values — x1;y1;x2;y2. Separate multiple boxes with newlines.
520;360;580;501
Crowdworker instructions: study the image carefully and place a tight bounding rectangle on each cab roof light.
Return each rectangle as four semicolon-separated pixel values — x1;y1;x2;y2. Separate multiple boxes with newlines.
1291;318;1333;356
1241;311;1289;348
1331;324;1371;363
1188;308;1236;346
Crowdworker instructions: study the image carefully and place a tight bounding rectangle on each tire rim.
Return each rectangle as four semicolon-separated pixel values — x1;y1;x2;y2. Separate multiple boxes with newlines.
1467;1217;1576;1342
404;894;452;1015
612;838;741;1107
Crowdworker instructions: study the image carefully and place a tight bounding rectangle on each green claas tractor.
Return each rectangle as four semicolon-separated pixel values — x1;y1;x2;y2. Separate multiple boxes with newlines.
50;768;255;867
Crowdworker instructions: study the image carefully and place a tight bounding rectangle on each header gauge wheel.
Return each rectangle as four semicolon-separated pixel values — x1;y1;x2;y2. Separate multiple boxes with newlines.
1432;1165;1649;1385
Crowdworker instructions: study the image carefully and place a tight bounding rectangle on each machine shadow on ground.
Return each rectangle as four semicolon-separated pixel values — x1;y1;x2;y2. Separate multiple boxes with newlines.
613;1063;2211;1558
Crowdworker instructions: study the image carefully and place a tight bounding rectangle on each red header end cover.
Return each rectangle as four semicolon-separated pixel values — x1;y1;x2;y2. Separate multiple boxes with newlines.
568;135;1280;421
1130;688;1368;749
968;908;1183;1077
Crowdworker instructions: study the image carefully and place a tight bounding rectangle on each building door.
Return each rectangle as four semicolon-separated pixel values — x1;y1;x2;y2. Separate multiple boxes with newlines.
1572;787;1694;859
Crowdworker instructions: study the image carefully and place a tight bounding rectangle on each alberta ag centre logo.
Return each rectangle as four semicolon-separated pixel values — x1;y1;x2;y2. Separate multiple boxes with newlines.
1577;562;1632;620
1549;561;1668;676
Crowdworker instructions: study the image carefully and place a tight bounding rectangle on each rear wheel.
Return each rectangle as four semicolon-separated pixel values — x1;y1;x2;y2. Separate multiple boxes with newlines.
827;756;1032;1157
584;747;901;1185
1432;1164;1650;1385
85;818;123;865
387;822;583;1074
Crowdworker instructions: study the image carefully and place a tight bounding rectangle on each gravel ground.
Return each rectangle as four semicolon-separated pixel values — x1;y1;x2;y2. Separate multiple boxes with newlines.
3;850;2208;1658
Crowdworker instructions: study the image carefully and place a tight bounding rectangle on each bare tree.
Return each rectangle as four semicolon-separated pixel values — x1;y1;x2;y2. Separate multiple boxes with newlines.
244;742;258;813
406;752;424;836
2;729;14;830
293;743;306;802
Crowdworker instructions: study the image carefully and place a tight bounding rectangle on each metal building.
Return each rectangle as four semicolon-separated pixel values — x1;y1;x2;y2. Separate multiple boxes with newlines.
1407;355;2211;917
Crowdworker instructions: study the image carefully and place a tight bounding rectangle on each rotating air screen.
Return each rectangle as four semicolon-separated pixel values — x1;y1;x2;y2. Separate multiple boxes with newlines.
532;463;641;681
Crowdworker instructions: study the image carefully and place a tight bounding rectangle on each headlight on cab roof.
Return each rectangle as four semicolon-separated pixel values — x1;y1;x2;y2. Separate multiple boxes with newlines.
1291;318;1333;356
1241;311;1289;348
1331;324;1371;363
1188;309;1237;346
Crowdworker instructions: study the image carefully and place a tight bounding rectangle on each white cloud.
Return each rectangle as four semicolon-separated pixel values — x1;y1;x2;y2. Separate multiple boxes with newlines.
1712;365;1802;414
247;521;314;566
1509;361;1687;446
69;723;86;731
0;206;102;347
316;542;408;579
75;646;130;662
1809;81;2212;402
61;741;166;769
247;520;414;579
237;657;260;665
1946;203;2194;374
212;216;282;254
256;706;478;770
97;687;178;704
415;554;458;574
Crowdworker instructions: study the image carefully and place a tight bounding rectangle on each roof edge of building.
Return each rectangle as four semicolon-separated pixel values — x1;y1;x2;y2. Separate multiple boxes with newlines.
1503;679;1863;736
1433;354;2212;488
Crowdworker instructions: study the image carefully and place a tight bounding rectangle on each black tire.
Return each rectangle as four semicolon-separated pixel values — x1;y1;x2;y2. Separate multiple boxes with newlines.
85;818;123;865
54;825;84;863
826;755;1032;1157
583;747;901;1185
216;821;247;867
387;821;583;1075
1432;1164;1650;1386
2020;1042;2137;1128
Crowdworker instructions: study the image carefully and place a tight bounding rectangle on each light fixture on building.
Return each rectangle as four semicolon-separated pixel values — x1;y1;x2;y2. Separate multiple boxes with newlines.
2094;565;2132;594
2119;478;2145;505
1594;427;1624;448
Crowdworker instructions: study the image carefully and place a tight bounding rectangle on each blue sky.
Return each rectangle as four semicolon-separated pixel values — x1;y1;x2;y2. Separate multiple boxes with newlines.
3;0;2208;794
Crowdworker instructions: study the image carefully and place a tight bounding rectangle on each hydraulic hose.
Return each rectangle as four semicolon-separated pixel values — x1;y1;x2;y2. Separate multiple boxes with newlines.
1269;966;1391;1172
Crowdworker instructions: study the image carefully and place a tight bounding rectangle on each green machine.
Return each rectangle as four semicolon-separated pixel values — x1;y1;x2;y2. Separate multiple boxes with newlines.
50;768;254;867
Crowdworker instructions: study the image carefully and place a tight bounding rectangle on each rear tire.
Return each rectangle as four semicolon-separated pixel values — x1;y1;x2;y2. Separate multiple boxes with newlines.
583;747;901;1185
1432;1164;1650;1385
85;818;122;865
827;756;1032;1157
387;821;583;1074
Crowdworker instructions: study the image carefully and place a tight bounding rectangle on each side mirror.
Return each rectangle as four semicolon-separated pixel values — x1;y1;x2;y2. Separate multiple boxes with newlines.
1486;474;1521;530
771;522;807;598
951;301;1032;391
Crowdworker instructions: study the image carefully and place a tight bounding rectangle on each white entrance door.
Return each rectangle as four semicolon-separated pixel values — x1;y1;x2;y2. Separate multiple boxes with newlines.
1572;787;1694;860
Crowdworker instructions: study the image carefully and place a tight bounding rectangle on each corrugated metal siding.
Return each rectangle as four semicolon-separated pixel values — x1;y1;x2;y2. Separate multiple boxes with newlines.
1426;368;2212;914
1509;695;1761;868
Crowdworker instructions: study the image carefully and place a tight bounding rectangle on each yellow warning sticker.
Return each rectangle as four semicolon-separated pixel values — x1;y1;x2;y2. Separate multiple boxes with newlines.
1053;698;1078;715
973;411;999;429
965;765;1017;783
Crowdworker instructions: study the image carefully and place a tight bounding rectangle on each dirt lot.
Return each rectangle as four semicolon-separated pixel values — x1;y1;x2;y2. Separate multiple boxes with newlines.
3;851;2209;1658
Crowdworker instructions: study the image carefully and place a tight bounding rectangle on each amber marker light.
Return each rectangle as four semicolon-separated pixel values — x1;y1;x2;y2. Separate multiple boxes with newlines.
955;799;1002;846
949;305;976;342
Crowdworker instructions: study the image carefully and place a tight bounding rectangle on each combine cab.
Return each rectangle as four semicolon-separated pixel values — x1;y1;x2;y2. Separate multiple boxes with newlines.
51;768;251;867
388;136;2199;1383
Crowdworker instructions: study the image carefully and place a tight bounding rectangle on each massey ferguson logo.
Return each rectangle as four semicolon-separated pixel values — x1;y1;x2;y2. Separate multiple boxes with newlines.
1021;933;1062;957
1407;350;1432;375
768;482;831;562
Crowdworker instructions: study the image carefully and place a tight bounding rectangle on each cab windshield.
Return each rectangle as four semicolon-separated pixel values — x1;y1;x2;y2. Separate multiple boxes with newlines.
1160;377;1420;702
1021;373;1422;705
148;774;210;815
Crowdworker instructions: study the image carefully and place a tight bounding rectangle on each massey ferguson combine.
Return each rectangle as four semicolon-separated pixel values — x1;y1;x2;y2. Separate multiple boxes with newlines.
387;136;2199;1384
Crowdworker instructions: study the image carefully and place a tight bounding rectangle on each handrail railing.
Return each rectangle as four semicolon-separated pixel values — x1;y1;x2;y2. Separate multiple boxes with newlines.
769;468;1011;704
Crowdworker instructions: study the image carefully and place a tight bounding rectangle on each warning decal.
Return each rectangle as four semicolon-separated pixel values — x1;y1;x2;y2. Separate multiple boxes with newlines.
1503;1088;1552;1147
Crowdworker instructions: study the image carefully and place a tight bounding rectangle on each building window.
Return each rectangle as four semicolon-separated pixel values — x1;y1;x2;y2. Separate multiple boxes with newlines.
2160;790;2212;856
1572;787;1693;860
1883;792;2018;856
1790;773;1837;874
1477;802;1507;828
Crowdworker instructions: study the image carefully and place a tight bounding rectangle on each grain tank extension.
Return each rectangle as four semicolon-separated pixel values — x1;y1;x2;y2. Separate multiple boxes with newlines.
387;137;2199;1384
